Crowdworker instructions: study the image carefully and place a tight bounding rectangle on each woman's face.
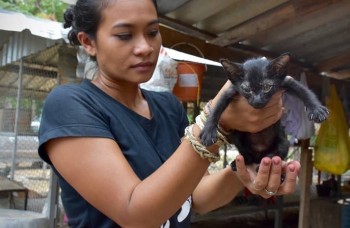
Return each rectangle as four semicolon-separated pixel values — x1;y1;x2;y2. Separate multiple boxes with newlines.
92;0;161;85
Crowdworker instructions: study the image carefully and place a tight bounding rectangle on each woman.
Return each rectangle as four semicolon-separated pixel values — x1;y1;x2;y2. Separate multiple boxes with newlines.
38;0;300;227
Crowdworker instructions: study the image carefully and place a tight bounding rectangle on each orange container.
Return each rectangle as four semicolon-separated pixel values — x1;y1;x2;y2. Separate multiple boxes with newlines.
172;62;206;102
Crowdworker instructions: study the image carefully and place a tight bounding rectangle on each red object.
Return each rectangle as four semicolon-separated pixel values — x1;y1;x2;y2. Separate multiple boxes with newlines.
172;62;206;102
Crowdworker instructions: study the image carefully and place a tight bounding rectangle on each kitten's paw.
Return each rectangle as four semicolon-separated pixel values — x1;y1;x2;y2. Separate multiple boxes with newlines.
308;105;329;123
199;129;218;146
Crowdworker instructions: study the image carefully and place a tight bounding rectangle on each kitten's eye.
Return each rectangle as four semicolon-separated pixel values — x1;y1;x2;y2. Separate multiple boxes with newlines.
241;85;252;94
262;84;272;93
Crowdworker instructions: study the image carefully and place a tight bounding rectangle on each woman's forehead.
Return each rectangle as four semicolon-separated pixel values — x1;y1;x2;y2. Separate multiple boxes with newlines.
100;0;157;26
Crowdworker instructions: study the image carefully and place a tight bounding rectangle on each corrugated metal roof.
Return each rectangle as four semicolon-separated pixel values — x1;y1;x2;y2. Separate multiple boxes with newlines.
0;10;68;99
0;9;68;40
0;10;68;67
157;0;350;80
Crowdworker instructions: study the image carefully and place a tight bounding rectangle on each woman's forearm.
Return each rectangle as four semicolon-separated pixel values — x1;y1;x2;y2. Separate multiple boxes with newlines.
191;166;244;214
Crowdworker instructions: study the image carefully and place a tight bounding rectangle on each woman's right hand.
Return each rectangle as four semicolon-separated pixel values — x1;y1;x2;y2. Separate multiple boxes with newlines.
234;154;300;198
211;80;284;133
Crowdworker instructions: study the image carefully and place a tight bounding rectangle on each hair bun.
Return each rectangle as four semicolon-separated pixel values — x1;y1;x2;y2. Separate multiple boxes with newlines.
63;6;74;29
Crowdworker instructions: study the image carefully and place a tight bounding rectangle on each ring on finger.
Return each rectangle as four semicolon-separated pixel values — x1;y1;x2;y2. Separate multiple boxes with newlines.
264;188;277;196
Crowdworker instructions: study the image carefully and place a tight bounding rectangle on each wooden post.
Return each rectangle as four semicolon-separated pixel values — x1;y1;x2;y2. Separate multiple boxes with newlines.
58;45;79;85
298;139;313;228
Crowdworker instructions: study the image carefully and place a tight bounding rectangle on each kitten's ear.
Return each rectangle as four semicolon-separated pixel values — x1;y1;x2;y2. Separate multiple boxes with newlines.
270;53;290;76
220;59;243;81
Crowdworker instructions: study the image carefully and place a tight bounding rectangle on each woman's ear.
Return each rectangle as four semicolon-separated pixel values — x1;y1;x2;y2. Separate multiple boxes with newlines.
77;32;96;57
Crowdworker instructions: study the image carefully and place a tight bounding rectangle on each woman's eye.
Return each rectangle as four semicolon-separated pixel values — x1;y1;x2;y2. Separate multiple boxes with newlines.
148;30;159;38
115;34;132;40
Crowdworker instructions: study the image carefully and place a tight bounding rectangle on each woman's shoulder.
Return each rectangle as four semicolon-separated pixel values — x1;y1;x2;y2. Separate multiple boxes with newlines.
49;80;89;95
46;80;93;102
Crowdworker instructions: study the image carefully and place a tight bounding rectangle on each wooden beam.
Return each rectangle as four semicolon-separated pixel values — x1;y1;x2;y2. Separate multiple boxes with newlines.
316;51;350;72
263;14;350;55
159;25;252;62
164;0;235;25
248;1;350;48
323;69;350;80
230;43;316;71
158;15;216;41
292;0;341;15
194;0;289;33
291;26;350;60
209;4;295;46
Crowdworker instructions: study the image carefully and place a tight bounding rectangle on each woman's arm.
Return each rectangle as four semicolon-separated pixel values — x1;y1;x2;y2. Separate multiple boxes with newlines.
192;167;244;214
46;128;215;227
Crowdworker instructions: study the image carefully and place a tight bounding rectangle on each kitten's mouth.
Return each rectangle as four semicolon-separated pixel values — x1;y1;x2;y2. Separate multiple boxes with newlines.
250;103;266;109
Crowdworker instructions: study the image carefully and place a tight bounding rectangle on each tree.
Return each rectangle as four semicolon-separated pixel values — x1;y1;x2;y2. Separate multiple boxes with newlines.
0;0;69;22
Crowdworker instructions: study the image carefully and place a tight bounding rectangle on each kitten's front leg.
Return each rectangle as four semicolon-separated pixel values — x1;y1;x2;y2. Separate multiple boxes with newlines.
200;85;237;146
282;78;329;123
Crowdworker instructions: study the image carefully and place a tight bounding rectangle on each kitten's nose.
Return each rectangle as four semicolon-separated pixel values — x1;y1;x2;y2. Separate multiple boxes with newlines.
250;96;267;109
250;100;266;109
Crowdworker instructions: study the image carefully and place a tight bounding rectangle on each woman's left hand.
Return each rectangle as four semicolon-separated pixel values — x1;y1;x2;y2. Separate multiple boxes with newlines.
234;154;300;198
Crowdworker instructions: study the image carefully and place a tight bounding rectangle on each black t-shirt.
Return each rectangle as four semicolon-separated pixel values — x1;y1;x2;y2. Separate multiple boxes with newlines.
38;79;190;227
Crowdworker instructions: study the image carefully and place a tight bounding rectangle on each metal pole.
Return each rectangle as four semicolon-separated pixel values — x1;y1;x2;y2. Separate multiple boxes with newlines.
10;57;24;180
47;171;60;228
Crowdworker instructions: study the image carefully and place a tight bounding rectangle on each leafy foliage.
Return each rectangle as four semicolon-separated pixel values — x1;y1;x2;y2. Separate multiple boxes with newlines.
0;0;69;22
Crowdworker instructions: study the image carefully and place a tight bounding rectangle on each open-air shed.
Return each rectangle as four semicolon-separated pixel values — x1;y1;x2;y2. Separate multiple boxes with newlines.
1;0;350;226
0;9;78;226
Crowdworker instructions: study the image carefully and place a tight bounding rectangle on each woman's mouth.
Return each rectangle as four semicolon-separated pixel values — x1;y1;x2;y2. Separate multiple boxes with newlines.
131;62;154;72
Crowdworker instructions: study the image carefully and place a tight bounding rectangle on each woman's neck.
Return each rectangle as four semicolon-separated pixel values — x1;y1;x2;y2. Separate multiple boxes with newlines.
91;76;152;119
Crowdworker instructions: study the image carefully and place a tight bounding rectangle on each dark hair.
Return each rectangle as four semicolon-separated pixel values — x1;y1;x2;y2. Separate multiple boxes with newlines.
63;0;158;46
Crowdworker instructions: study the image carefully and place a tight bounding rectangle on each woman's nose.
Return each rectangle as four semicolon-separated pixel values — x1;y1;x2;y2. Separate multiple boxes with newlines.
134;37;153;56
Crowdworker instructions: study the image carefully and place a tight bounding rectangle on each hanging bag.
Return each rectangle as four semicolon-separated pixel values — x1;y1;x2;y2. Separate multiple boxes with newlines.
314;85;350;175
140;46;178;92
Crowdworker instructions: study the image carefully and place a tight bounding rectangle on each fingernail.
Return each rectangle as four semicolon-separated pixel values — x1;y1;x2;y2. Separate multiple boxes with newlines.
289;164;295;172
263;158;271;166
273;158;280;165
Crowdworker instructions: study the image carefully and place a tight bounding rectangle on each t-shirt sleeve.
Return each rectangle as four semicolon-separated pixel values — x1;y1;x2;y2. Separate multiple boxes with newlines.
38;85;113;164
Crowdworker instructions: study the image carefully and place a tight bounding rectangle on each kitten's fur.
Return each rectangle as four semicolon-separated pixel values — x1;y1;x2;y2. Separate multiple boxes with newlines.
200;53;329;167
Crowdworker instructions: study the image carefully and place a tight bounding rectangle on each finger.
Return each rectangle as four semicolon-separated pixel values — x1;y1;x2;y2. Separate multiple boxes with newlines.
253;157;272;192
279;161;300;195
265;90;283;108
235;155;252;183
265;156;282;194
